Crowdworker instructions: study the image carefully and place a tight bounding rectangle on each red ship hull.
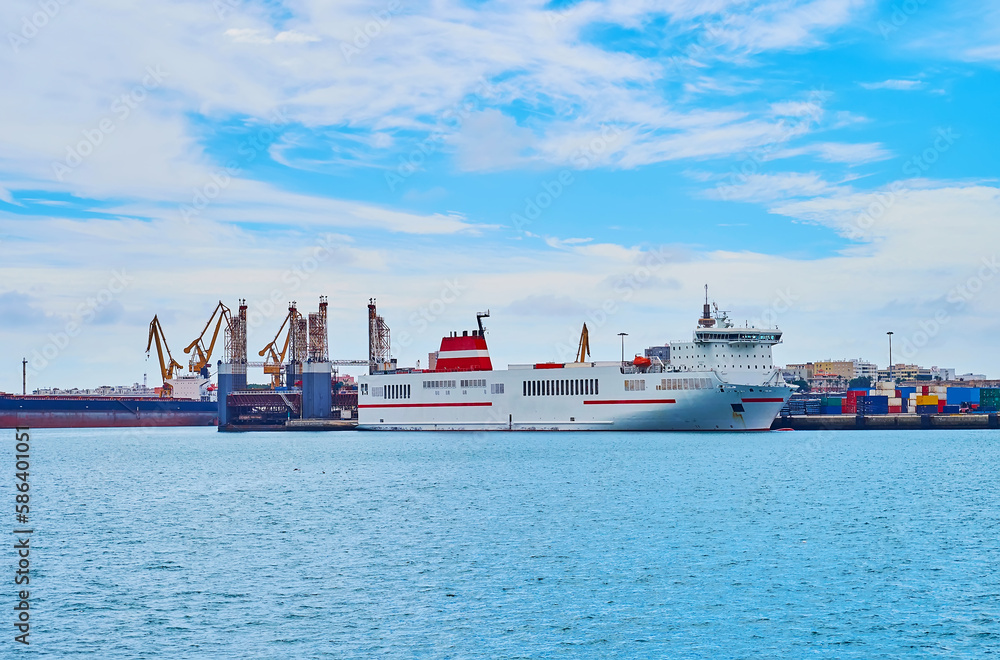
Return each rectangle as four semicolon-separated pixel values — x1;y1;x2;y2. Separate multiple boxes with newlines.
0;395;218;429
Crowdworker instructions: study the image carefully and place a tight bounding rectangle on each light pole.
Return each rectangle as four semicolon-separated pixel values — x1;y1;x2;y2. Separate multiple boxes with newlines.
618;332;628;366
886;331;893;382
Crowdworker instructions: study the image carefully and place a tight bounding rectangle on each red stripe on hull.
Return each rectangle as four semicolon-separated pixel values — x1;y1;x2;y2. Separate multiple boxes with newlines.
584;399;677;405
358;402;493;409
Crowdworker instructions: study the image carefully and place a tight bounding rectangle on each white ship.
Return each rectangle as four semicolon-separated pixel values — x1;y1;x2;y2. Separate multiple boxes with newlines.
358;293;791;431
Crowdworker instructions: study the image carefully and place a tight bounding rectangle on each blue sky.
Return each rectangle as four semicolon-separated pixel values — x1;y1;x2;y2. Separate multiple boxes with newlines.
2;0;1000;390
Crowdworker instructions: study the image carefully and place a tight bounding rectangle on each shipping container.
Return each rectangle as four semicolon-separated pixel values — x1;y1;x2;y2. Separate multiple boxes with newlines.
979;389;1000;411
942;405;961;414
915;404;938;414
947;387;980;405
916;395;938;406
889;405;902;413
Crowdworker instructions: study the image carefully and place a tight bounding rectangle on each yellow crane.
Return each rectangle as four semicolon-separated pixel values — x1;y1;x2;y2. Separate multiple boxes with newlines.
258;306;301;388
575;323;591;363
183;301;231;376
146;315;183;397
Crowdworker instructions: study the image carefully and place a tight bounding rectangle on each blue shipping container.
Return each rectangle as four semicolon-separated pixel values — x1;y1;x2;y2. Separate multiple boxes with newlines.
946;387;980;405
942;405;961;413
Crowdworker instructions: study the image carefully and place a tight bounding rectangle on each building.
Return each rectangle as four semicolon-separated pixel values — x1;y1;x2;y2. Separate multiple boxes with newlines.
876;363;957;382
783;363;813;382
812;359;878;381
813;360;855;382
955;373;989;381
929;366;956;381
852;360;879;381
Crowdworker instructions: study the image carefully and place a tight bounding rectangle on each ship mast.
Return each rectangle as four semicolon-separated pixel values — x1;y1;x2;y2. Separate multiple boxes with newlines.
698;284;716;328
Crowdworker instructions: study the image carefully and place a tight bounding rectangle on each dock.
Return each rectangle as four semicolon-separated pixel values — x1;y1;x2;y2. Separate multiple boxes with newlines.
219;418;358;432
772;413;1000;430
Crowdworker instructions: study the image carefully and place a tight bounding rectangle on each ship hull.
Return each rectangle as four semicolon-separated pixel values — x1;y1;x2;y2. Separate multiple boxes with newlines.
359;366;790;432
0;396;218;429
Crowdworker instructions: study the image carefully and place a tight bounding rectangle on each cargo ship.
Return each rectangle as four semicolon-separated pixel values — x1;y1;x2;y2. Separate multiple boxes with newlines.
0;394;218;429
358;294;792;431
0;376;218;429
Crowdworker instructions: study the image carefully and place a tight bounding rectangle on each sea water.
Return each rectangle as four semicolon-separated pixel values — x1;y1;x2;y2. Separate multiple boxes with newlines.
11;427;1000;657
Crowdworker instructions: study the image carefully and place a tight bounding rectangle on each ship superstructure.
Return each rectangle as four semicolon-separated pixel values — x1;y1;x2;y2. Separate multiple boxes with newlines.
666;288;784;387
358;294;791;431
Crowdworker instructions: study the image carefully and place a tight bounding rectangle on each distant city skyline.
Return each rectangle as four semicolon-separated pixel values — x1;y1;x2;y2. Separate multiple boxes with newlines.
2;0;1000;391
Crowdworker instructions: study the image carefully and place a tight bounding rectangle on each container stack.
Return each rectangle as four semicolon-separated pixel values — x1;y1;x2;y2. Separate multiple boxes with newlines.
858;395;889;415
914;394;939;415
946;387;979;409
933;385;948;412
980;388;1000;412
820;396;843;415
898;387;916;412
843;389;865;414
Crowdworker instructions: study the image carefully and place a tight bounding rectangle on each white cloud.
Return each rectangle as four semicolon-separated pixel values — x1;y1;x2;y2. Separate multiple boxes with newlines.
860;79;925;90
706;0;868;53
767;141;892;165
705;172;839;203
451;110;535;172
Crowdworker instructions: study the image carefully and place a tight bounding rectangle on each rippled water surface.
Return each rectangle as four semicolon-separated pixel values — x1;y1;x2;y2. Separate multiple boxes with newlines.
13;427;1000;657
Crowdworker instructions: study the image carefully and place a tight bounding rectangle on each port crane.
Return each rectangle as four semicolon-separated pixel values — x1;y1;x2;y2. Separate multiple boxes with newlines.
146;315;183;398
183;301;231;376
258;304;304;388
575;323;591;363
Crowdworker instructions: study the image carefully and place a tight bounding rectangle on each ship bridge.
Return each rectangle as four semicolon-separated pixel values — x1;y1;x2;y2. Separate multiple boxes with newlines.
694;329;782;345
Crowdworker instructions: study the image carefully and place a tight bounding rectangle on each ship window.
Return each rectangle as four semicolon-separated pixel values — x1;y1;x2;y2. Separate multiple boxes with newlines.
595;379;599;395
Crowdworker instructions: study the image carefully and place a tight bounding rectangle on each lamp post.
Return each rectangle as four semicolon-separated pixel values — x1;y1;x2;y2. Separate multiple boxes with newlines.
618;332;628;366
886;331;893;382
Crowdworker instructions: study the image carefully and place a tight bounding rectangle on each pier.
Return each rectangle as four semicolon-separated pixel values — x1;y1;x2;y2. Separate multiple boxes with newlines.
772;413;1000;431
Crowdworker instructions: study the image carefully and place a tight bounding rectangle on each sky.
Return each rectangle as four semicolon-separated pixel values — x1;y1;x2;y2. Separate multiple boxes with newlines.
1;0;999;391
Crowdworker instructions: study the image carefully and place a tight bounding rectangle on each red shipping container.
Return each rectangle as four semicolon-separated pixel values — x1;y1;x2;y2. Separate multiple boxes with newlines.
937;402;946;413
922;386;929;395
895;389;902;397
889;405;902;413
